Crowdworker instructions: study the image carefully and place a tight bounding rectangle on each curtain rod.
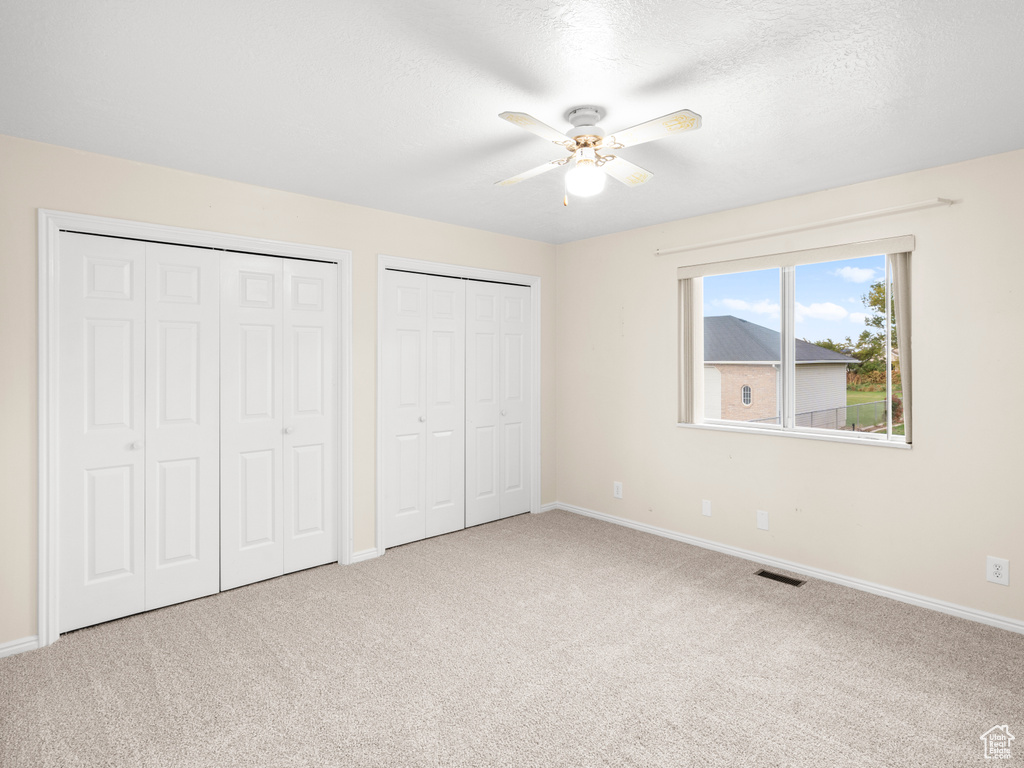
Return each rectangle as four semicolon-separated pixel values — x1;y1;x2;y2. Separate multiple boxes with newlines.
656;198;954;257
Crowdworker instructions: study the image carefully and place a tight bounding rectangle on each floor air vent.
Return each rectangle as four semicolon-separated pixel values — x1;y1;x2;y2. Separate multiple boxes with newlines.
755;569;806;587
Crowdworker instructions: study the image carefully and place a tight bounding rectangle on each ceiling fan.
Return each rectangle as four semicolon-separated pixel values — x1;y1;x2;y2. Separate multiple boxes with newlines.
495;105;701;201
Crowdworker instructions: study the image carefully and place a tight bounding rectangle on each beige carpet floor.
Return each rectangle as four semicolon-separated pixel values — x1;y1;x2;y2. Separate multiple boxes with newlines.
1;510;1022;767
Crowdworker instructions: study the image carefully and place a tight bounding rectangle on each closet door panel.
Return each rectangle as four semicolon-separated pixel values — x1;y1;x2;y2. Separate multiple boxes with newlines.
424;277;465;538
383;270;531;546
59;233;147;632
465;282;501;527
499;285;532;518
382;271;428;547
221;255;285;589
144;243;220;610
283;260;338;573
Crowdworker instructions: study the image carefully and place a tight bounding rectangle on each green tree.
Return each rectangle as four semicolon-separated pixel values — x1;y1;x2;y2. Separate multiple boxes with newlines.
852;279;896;374
813;281;896;375
811;337;854;356
812;332;877;373
862;280;897;341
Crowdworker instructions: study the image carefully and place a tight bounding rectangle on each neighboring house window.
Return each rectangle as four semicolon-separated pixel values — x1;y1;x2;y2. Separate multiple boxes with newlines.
678;236;913;445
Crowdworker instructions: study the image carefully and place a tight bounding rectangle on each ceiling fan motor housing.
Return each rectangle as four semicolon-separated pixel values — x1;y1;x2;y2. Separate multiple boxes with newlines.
565;105;605;142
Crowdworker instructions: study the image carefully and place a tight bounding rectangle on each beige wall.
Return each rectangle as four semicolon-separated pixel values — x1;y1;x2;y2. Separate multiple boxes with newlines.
0;134;558;644
4;134;1022;646
556;149;1024;623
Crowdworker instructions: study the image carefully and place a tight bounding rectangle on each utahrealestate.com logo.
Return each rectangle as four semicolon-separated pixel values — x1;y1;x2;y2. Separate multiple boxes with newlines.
980;725;1015;759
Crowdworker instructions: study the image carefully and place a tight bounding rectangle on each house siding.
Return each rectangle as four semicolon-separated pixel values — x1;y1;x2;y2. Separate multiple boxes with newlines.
706;362;849;426
713;364;779;422
794;364;848;429
703;366;722;419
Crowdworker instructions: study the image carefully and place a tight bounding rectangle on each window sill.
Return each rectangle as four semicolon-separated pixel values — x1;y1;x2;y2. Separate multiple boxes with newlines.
676;420;911;449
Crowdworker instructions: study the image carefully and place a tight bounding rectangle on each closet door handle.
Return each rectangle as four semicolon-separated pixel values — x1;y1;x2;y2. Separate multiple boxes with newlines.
284;426;295;435
500;409;507;416
131;441;144;450
419;416;426;423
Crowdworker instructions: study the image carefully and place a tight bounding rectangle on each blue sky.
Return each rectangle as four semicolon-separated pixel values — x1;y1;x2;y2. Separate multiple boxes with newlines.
703;255;886;343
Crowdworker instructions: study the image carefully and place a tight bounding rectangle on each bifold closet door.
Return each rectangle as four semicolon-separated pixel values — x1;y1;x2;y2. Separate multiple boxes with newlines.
466;281;532;527
220;254;338;589
381;270;466;548
58;234;220;632
282;259;338;574
144;243;221;610
59;234;147;632
220;254;284;590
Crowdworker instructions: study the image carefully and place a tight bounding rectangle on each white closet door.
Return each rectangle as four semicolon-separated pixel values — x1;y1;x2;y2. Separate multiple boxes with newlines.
466;282;532;526
282;259;338;573
59;233;147;632
382;270;466;547
382;271;429;548
465;281;501;527
498;284;532;518
220;254;285;589
424;276;466;538
144;243;221;610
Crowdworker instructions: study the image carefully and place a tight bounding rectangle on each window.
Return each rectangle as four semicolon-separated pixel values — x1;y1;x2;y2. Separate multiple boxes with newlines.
702;268;779;423
679;236;913;445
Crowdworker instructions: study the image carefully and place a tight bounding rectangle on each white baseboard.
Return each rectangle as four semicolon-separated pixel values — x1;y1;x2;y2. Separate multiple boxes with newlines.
0;635;40;659
550;502;1024;636
537;503;559;513
351;547;380;563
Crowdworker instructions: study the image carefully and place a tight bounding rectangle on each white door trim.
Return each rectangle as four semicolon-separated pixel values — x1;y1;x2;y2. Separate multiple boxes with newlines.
375;254;542;557
38;209;353;648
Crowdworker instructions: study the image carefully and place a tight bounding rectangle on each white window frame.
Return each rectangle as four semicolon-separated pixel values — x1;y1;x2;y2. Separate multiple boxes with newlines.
677;236;912;449
741;385;752;406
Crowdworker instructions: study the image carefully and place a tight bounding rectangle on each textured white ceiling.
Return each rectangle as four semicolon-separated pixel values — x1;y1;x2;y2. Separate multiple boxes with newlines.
1;0;1022;243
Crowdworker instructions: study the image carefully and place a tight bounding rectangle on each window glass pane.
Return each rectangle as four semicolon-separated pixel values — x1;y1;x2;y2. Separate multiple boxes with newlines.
703;269;781;425
890;264;904;436
794;254;886;433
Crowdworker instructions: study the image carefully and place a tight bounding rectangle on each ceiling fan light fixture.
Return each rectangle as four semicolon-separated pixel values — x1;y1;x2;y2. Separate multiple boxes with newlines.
496;106;700;197
565;149;606;198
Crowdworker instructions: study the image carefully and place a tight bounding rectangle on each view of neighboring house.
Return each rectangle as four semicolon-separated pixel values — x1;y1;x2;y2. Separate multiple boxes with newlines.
704;315;857;427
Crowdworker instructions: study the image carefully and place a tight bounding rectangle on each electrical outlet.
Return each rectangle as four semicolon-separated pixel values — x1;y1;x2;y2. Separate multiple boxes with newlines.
613;481;623;499
987;556;1010;586
756;509;769;531
702;499;712;517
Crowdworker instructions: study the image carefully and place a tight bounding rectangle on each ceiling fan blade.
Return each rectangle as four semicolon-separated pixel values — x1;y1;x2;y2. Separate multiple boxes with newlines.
494;158;566;186
599;109;701;150
499;112;574;147
599;155;655;188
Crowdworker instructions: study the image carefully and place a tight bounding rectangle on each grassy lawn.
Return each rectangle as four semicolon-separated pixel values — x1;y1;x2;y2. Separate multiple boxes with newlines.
845;388;903;430
846;388;902;405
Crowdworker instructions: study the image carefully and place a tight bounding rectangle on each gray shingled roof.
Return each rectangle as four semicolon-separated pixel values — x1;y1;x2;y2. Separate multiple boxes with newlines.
704;315;858;364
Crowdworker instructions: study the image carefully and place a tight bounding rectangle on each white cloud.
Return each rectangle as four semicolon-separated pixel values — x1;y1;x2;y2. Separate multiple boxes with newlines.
834;266;877;283
720;298;780;317
795;301;848;323
847;297;859;304
849;312;869;324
